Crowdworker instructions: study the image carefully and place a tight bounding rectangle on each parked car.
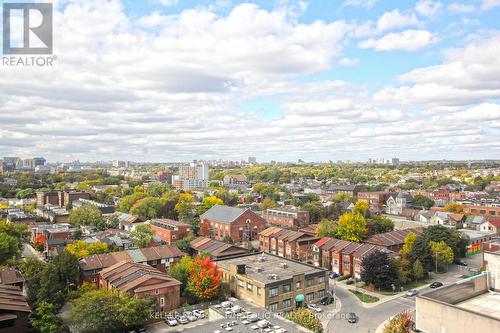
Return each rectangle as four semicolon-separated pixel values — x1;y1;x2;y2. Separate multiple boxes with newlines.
456;260;467;266
176;315;188;324
165;316;178;326
137;328;148;333
192;309;205;319
430;282;443;289
406;289;418;297
329;272;339;279
347;312;357;323
307;303;323;313
184;311;197;322
320;296;334;305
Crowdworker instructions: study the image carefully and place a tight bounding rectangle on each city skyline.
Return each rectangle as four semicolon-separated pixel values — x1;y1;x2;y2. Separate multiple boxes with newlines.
1;0;500;162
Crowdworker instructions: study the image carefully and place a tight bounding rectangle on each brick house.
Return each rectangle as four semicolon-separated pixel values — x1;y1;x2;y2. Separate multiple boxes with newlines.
357;191;397;212
312;237;350;271
261;206;310;228
148;219;191;245
259;227;318;262
200;205;266;243
99;261;181;312
79;244;184;285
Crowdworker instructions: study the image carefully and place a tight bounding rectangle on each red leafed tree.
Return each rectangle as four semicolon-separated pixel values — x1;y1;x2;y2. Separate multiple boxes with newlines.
187;255;222;301
34;234;45;251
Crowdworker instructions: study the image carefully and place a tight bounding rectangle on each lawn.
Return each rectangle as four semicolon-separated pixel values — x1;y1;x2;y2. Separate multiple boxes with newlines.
365;280;429;296
349;290;379;303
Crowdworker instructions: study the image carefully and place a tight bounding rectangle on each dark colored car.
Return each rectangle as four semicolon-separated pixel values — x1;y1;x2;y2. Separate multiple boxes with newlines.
347;313;357;323
329;272;339;279
456;261;467;266
320;296;334;305
430;282;443;288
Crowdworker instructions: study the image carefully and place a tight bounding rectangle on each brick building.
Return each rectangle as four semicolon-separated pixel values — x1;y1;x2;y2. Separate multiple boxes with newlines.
261;206;310;228
357;191;396;211
324;184;360;198
148;219;191;245
79;244;184;285
36;190;90;208
0;285;31;333
190;237;248;259
200;205;266;243
99;261;181;312
364;228;423;252
259;227;318;263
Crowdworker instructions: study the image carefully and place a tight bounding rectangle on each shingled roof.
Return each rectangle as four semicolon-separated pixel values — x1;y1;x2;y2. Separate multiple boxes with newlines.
190;237;248;259
0;284;30;313
200;205;246;224
364;228;423;248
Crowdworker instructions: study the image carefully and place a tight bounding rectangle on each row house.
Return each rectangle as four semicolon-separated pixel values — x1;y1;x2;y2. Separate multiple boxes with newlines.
259;227;319;263
190;237;248;259
79;244;184;285
99;261;181;312
148;219;191;245
261;206;311;228
364;228;423;252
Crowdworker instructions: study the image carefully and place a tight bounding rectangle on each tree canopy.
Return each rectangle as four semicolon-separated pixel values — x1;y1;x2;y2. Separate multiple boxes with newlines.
361;250;398;290
337;212;367;242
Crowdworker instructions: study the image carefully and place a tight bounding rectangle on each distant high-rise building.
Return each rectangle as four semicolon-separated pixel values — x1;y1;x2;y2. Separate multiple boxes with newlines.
176;162;209;190
112;160;129;168
248;156;257;164
392;158;400;164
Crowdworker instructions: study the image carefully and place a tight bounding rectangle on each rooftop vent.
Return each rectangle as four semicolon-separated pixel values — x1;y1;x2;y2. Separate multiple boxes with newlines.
256;267;263;272
268;274;278;280
258;255;266;262
280;263;288;269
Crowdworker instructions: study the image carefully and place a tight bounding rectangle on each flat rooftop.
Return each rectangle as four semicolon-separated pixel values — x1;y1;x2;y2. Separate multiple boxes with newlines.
456;292;500;320
216;253;325;285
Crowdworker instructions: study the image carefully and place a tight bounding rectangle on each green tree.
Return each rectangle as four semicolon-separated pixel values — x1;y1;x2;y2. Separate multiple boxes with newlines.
412;195;434;209
168;255;194;296
117;192;147;212
430;240;454;272
302;201;326;223
70;288;153;333
288;308;323;333
175;232;195;252
337;212;367;242
315;219;337;238
361;250;398;290
394;257;413;285
0;221;31;246
368;215;394;235
352;199;369;217
175;193;195;221
16;188;35;199
32;301;62;333
443;203;464;213
408;236;434;272
130;224;155;248
17;256;47;280
0;232;20;265
259;197;277;211
198;196;224;214
130;197;163;219
421;225;465;259
400;232;417;258
69;204;103;227
413;259;425;281
333;192;353;203
145;183;171;197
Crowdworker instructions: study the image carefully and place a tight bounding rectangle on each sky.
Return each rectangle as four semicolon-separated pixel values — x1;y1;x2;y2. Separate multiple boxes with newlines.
0;0;500;163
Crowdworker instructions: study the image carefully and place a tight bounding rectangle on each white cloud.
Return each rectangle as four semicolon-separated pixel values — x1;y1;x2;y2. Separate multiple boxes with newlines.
482;0;500;10
415;0;443;17
448;3;477;14
339;57;360;66
376;9;419;34
342;0;379;9
359;29;437;51
156;0;179;6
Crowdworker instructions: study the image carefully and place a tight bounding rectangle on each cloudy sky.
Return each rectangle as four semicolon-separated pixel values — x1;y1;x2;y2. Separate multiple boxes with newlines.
1;0;500;163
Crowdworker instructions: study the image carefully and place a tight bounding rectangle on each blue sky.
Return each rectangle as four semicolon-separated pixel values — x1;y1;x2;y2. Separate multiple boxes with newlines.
0;0;499;162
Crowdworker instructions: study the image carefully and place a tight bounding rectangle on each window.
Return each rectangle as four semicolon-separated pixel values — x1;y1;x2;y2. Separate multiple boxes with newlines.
296;281;301;289
155;289;160;295
257;287;261;296
283;284;291;293
172;234;177;240
270;287;278;297
247;283;253;292
239;229;243;242
286;247;291;254
160;297;165;306
246;220;251;241
318;276;325;284
238;279;244;288
282;299;291;309
344;261;350;269
354;263;360;270
306;292;314;302
268;303;278;312
306;278;314;287
91;278;97;282
317;289;325;299
333;259;338;265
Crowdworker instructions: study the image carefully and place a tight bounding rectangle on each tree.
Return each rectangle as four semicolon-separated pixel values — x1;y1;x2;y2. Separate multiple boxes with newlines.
0;221;30;246
288;308;323;333
412;195;434;209
413;259;425;281
32;301;62;333
223;235;234;244
168;255;194;296
66;240;109;258
69;204;103;227
394;257;413;285
301;201;326;223
368;215;394;235
259;197;277;211
145;183;171;197
175;193;195;221
198;196;224;214
17;256;47;280
16;188;35;199
408;236;434;272
337;212;367;242
333;192;353;203
430;240;454;272
0;232;20;265
70;288;153;333
383;310;413;333
187;255;222;301
360;250;398;290
130;197;163;219
130;224;155;248
421;225;465;259
34;233;46;251
443;203;464;213
400;232;417;257
117;192;147;212
352;199;369;217
315;219;337;238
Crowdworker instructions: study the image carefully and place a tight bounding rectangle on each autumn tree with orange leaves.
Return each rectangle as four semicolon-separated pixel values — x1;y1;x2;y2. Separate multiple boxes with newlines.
34;234;46;251
186;255;222;301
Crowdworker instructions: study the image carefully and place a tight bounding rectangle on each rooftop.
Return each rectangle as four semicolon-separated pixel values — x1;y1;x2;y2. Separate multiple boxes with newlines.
456;292;500;320
216;253;326;285
200;205;246;224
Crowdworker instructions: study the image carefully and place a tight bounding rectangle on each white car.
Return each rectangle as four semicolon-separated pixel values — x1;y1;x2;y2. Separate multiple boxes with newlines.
193;309;205;318
184;311;197;322
165;316;178;326
307;304;323;313
406;289;418;297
